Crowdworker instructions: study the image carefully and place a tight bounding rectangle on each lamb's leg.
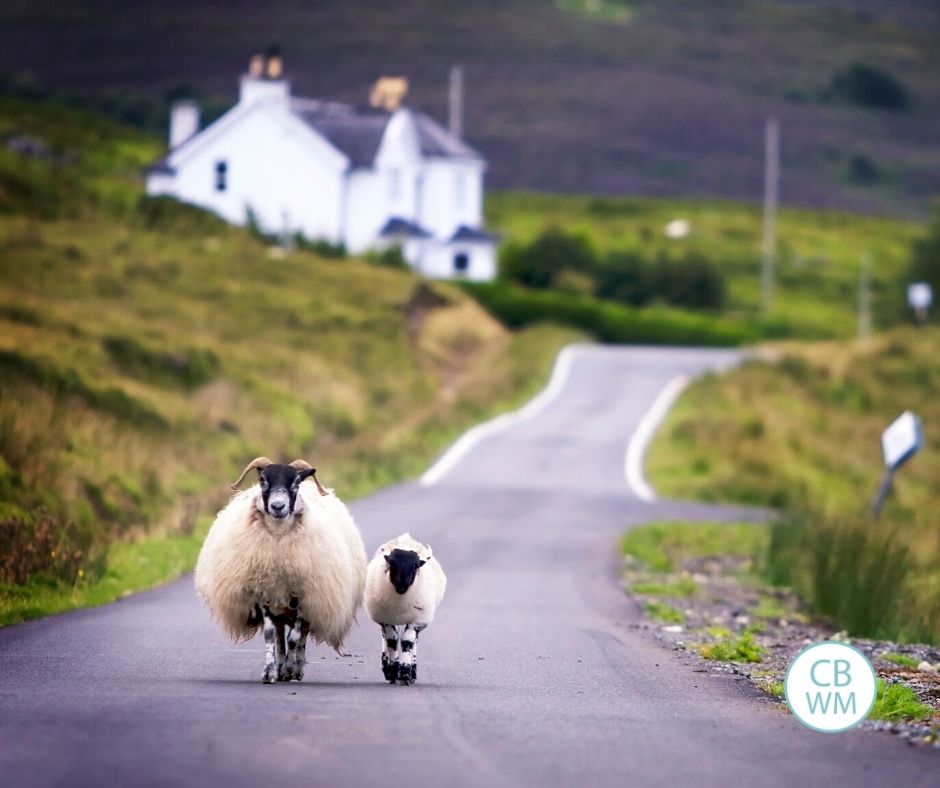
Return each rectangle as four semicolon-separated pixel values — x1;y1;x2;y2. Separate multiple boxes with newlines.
261;605;278;684
398;624;424;685
283;618;309;682
380;624;399;683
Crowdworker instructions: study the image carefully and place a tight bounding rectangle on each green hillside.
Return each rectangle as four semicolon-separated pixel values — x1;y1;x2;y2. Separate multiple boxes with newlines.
0;97;580;624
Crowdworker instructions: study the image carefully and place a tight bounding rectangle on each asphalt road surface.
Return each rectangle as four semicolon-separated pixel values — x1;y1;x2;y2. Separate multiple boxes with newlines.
1;345;936;787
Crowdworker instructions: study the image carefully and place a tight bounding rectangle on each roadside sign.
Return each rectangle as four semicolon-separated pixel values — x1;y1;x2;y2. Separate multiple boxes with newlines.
881;411;923;470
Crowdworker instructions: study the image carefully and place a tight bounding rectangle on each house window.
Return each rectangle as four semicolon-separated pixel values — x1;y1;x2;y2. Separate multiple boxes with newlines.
215;161;227;192
453;252;470;274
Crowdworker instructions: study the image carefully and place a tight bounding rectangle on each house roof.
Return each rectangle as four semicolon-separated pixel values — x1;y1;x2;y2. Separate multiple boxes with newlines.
290;100;390;168
145;157;176;176
448;225;500;243
379;217;434;239
291;98;481;167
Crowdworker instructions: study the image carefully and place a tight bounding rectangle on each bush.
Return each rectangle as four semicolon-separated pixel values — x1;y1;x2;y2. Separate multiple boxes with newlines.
594;251;651;306
501;227;597;289
458;281;756;346
828;62;910;111
595;251;725;310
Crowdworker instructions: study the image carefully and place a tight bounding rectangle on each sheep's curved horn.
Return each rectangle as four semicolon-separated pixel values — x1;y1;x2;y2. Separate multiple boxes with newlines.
290;459;329;497
230;456;272;490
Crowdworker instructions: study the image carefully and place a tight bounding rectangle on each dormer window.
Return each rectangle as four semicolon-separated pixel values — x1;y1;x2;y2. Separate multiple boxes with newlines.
215;161;228;192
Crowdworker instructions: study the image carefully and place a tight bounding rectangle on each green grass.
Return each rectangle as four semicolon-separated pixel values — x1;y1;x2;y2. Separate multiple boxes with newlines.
766;681;785;699
647;328;940;644
487;192;919;339
869;680;933;723
644;601;684;624
0;98;583;626
882;652;920;668
698;632;765;663
621;521;767;573
631;577;698;598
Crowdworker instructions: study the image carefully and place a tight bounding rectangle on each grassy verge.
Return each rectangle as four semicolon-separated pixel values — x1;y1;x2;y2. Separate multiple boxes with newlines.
621;520;940;728
646;327;940;644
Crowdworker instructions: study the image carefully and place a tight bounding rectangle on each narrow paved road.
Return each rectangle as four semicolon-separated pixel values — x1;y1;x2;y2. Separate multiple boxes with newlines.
1;346;936;787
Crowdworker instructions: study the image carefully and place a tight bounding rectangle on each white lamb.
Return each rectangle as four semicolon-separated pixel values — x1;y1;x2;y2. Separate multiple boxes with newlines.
364;533;446;685
194;457;367;683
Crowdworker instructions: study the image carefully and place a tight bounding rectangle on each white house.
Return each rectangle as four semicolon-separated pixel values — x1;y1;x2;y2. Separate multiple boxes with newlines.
146;54;498;281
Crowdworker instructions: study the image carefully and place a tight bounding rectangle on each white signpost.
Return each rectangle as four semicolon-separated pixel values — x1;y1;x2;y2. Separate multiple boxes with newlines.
872;411;924;515
907;283;932;325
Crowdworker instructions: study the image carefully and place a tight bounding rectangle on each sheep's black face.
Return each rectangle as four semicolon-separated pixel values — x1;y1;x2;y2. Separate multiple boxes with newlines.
258;464;315;521
385;549;426;595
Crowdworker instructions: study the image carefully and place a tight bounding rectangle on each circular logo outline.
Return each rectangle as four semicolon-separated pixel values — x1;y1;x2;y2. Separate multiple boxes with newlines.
784;641;877;733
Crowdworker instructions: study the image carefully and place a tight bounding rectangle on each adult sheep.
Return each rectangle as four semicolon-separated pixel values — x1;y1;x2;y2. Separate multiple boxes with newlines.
364;533;446;685
194;457;367;683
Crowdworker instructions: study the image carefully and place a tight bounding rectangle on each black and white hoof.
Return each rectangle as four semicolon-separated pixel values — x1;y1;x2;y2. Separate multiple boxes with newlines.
261;664;279;684
280;658;304;682
382;654;398;683
397;662;416;685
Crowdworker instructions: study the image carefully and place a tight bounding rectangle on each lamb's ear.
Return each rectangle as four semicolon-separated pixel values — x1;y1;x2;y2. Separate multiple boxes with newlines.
384;554;392;565
418;559;427;567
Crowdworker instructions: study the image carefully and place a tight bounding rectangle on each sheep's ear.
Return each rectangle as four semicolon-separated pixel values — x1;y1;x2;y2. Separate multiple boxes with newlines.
418;559;426;567
384;554;392;564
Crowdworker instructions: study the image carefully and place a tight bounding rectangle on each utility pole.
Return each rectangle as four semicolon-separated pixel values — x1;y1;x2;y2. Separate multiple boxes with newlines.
449;64;464;140
858;253;872;340
761;118;780;312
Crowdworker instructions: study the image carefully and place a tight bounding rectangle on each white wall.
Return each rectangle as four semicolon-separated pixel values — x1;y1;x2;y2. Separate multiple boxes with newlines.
421;241;496;282
150;102;348;243
419;160;483;238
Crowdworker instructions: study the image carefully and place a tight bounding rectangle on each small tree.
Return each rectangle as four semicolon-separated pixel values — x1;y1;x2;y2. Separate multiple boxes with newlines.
595;251;653;306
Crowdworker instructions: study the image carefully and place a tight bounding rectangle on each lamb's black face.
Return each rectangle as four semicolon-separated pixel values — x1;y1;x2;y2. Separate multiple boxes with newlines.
257;464;314;520
385;548;426;595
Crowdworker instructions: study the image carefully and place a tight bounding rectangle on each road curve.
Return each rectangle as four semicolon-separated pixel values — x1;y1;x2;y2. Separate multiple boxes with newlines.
1;345;936;787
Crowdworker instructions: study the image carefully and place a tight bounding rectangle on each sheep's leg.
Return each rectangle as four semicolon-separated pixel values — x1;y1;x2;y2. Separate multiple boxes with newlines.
380;624;399;683
398;624;424;685
283;618;309;682
261;605;279;684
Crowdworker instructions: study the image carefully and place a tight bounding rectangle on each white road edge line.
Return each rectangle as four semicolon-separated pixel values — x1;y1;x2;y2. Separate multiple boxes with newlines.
624;374;692;502
420;344;581;486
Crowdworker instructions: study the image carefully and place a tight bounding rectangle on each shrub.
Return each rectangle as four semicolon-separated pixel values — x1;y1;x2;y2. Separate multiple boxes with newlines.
594;251;651;306
651;253;725;310
828;62;910;111
698;632;764;663
501;227;597;289
458;281;755;346
765;513;934;642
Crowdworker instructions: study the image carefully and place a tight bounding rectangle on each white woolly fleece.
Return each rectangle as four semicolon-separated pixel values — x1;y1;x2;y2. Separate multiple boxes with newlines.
364;533;447;627
194;481;367;650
